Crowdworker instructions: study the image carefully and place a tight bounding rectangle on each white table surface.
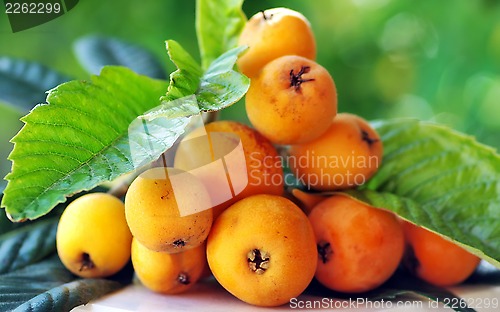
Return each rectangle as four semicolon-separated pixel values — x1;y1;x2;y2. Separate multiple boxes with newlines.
72;278;500;311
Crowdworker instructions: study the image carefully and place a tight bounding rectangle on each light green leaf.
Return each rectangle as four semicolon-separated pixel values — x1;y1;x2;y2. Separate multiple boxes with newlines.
13;278;122;312
139;95;200;122
129;95;199;170
1;66;168;221
0;218;57;274
196;0;247;70
146;43;249;120
197;45;249;111
361;119;500;267
161;40;203;103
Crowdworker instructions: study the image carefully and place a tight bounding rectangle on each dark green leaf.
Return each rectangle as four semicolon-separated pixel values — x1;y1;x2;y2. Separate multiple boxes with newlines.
0;198;24;236
74;35;167;79
1;66;169;221
0;57;70;112
0;256;75;311
0;218;57;274
13;278;122;312
0;255;124;312
196;0;247;70
0;103;23;193
466;261;500;285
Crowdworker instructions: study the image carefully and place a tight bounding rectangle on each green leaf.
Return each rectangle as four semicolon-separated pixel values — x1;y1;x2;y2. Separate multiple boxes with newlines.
197;45;250;111
0;57;70;112
196;0;247;70
1;66;169;221
0;256;123;312
129;95;199;170
0;218;57;274
13;278;122;312
344;189;499;267
0;202;23;235
2;40;249;222
466;261;500;285
129;41;249;174
0;256;74;311
354;119;500;266
161;40;203;103
148;42;249;120
74;35;167;79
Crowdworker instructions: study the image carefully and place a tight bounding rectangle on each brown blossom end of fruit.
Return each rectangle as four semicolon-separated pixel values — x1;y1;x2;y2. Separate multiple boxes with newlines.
404;244;420;275
317;241;333;264
247;249;270;274
79;252;95;271
361;130;379;146
290;66;315;91
173;239;186;248
177;272;190;285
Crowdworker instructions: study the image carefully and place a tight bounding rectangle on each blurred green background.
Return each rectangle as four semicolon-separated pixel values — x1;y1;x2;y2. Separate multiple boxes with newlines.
1;0;499;190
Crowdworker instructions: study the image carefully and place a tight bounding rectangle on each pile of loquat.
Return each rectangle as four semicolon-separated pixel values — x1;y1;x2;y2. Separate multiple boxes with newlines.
55;7;481;308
